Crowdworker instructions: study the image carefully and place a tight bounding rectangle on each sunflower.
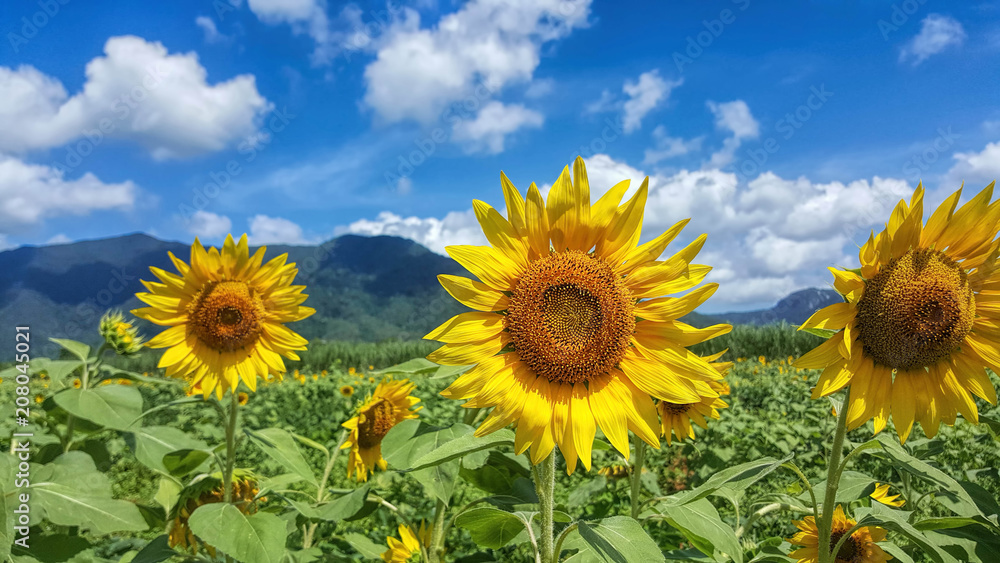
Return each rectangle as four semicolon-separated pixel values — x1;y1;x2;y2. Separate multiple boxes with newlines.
340;385;355;397
426;157;731;473
342;379;421;481
382;521;432;562
597;464;631;480
658;351;730;445
237;392;249;406
796;183;1000;442
789;505;891;563
169;473;261;556
870;483;904;507
133;234;314;399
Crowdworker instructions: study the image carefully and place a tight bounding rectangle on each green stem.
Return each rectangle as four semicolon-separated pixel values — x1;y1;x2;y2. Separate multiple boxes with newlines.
462;407;481;426
222;391;239;505
534;451;557;563
735;502;809;538
818;387;851;563
430;498;448;563
629;441;647;519
303;430;349;549
553;522;578;562
782;462;819;521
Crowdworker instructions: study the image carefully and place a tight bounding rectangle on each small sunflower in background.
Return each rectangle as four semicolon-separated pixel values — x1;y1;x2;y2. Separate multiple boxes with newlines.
658;351;731;445
34;394;44;404
796;183;1000;441
789;506;891;563
342;379;421;482
870;482;905;507
237;392;249;406
427;157;731;473
340;385;355;397
72;378;82;389
133;234;314;399
381;521;432;562
597;464;631;480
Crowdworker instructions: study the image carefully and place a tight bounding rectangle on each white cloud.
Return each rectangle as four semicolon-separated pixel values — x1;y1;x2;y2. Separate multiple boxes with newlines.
195;16;228;43
247;0;333;64
362;0;591;123
643;125;703;165
340;154;915;309
900;14;966;66
248;215;315;245
0;154;137;232
395;176;413;195
948;141;1000;184
622;70;680;134
46;233;72;245
186;210;233;239
706;100;759;167
338;209;484;254
452;101;543;154
0;36;271;159
585;70;681;134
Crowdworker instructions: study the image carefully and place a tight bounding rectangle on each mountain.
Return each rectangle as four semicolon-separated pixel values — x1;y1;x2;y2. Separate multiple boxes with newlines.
0;233;469;354
711;287;843;326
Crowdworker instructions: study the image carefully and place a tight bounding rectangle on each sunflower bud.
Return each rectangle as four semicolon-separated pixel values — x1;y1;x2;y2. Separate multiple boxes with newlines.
99;310;145;356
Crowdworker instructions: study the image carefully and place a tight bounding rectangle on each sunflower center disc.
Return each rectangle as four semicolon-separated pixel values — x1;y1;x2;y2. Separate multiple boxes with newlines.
189;281;265;352
357;399;395;448
855;248;974;370
829;531;860;563
506;250;635;384
662;402;693;415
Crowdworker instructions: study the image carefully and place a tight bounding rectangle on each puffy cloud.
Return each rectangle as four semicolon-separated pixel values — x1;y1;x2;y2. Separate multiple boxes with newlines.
248;215;314;245
0;154;137;232
900;14;965;66
362;0;591;123
186;210;233;239
195;16;228;43
585;70;681;134
338;209;484;254
948;141;1000;185
451;101;543;154
0;36;271;159
622;70;680;134
705;100;759;167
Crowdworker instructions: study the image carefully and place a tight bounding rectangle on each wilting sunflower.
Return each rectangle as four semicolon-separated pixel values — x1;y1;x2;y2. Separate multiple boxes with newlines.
796;183;1000;441
426;157;731;473
342;379;421;481
382;521;432;562
133;234;314;399
870;483;905;507
789;505;891;563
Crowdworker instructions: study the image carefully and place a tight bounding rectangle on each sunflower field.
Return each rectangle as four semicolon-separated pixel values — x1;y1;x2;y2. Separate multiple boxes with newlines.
3;159;1000;563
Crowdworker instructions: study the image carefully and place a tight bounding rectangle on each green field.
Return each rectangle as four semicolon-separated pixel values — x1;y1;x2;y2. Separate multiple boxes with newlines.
7;323;998;562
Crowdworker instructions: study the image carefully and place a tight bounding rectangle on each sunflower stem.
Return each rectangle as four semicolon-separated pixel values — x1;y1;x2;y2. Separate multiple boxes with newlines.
429;498;448;563
818;387;851;563
534;451;557;563
222;391;239;505
629;441;646;519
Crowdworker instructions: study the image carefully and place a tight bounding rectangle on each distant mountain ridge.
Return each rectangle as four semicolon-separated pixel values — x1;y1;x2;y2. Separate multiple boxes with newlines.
0;233;840;355
711;288;843;326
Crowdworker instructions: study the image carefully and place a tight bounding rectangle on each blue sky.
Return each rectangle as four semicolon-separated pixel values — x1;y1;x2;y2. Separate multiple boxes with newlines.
2;0;999;312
